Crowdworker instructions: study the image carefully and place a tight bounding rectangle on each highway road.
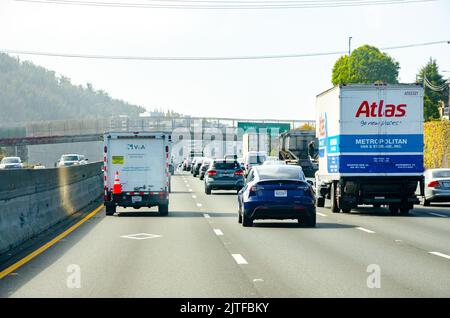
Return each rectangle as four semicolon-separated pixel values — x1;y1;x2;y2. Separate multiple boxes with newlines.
1;171;450;297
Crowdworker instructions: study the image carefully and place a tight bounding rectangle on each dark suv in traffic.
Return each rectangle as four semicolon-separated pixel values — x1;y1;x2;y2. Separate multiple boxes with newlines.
204;159;245;195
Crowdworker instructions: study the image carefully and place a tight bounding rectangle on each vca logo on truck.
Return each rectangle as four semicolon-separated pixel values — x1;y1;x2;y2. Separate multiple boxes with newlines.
355;100;407;118
127;144;146;150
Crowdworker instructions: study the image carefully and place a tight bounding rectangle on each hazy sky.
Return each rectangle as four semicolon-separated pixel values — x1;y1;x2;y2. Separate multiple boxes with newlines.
1;0;449;121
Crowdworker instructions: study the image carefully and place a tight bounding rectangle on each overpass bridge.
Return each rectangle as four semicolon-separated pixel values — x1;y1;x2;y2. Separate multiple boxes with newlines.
1;115;314;141
0;116;315;165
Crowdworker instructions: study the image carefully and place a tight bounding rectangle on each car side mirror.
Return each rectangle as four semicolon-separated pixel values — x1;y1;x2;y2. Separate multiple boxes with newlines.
307;180;314;187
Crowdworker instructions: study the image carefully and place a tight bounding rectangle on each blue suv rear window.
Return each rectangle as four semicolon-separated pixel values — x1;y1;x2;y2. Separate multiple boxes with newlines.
213;162;240;170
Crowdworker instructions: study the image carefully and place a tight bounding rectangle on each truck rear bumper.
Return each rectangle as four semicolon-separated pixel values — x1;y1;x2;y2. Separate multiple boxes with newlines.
105;192;169;208
327;176;423;208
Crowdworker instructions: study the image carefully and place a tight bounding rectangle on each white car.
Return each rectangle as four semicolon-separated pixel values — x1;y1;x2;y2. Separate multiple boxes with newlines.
57;154;87;167
263;156;286;166
243;151;267;175
263;160;286;166
423;168;450;206
0;157;23;169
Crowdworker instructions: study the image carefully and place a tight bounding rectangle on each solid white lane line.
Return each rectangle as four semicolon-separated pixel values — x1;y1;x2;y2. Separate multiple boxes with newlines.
197;203;202;207
232;254;248;265
213;229;224;236
192;195;197;199
429;251;450;260
356;227;376;234
203;214;210;218
428;212;447;218
317;212;327;217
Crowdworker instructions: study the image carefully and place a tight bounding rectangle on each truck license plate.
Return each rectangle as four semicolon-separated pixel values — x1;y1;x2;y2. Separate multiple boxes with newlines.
274;190;287;197
132;196;142;203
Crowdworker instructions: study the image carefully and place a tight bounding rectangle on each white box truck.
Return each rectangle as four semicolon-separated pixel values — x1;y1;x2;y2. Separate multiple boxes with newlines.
242;133;268;158
103;131;172;215
315;84;424;215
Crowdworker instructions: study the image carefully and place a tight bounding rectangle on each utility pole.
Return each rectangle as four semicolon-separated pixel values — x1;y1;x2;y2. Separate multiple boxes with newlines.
348;36;352;56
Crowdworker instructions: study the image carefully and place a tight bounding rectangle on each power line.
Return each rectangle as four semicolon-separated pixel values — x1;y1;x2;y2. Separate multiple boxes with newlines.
14;0;437;9
1;40;448;61
423;76;449;91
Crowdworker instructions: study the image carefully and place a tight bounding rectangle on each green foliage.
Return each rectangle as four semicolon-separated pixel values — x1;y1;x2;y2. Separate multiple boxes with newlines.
332;45;399;85
331;55;350;86
0;53;146;122
417;58;446;121
297;123;315;131
424;120;450;169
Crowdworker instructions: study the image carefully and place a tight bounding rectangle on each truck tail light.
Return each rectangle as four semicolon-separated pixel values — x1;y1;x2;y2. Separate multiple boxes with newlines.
207;170;217;176
428;180;440;188
234;169;244;175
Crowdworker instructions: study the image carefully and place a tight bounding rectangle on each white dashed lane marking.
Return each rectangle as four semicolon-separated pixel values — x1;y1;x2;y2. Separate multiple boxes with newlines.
232;254;248;265
429;252;450;260
317;212;327;217
203;214;211;218
213;229;224;236
197;203;203;207
356;227;376;234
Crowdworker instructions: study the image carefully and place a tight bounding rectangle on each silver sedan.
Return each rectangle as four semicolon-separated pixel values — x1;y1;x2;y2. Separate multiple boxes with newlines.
423;168;450;206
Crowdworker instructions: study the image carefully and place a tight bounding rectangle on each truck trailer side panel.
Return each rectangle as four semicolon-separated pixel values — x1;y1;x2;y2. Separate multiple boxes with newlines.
316;85;424;178
315;84;424;214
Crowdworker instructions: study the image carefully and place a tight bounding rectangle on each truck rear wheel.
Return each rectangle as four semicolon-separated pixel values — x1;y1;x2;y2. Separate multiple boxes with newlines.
331;182;340;213
105;204;116;216
316;197;325;208
159;204;169;216
389;205;399;215
342;207;351;213
399;206;410;215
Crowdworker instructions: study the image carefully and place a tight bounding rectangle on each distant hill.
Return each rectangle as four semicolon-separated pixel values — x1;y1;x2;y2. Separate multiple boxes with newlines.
0;53;145;123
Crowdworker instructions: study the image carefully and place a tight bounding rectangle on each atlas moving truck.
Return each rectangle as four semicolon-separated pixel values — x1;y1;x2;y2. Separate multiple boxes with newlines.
315;84;424;215
103;131;172;216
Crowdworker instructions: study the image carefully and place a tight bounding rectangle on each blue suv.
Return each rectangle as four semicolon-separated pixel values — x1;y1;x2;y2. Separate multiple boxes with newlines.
204;159;245;194
238;165;316;227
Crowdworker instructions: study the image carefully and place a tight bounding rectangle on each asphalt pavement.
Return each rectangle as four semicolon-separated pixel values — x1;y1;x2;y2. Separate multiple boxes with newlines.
1;171;450;297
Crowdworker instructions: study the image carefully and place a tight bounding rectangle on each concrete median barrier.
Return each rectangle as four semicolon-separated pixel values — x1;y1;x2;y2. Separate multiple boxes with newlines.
0;162;102;255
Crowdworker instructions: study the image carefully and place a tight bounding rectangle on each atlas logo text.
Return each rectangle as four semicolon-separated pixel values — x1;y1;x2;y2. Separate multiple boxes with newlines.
355;100;406;118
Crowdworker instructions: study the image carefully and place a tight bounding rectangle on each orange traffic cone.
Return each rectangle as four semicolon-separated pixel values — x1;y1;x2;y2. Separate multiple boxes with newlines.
113;171;122;194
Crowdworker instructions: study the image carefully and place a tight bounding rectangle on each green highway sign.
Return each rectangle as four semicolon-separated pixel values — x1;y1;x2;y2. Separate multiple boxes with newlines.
237;122;291;136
